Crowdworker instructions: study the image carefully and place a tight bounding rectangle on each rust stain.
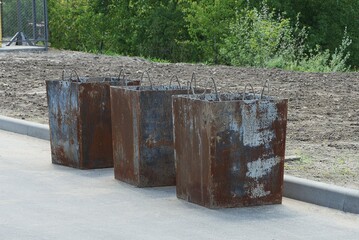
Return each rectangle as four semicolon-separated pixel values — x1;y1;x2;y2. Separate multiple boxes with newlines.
111;86;205;187
173;93;287;208
78;83;113;169
145;136;173;148
111;87;140;185
46;77;139;169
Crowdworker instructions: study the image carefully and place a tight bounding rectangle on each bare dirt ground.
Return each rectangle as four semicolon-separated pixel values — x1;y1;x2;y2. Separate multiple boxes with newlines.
1;49;358;190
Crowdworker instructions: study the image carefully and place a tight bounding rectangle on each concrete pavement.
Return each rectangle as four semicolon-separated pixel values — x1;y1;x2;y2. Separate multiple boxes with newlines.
0;116;49;140
1;115;359;214
0;129;358;239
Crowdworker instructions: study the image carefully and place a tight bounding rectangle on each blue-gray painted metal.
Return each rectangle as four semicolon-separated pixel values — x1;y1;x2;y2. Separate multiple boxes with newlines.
46;80;81;167
46;77;139;169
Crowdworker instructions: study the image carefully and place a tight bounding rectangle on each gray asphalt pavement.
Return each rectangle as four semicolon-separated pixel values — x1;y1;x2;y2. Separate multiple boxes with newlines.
0;129;358;240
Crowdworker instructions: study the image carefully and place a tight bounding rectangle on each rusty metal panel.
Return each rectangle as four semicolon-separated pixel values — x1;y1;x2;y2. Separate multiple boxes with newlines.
46;80;81;168
110;86;205;187
46;77;139;169
172;93;288;208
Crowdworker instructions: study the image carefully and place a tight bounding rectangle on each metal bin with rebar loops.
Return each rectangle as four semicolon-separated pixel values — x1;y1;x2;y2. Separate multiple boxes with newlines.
172;85;288;208
46;75;140;169
110;75;205;187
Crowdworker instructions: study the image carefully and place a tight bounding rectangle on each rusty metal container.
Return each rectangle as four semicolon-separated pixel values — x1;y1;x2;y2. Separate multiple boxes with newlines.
110;85;205;187
172;93;288;208
46;76;139;169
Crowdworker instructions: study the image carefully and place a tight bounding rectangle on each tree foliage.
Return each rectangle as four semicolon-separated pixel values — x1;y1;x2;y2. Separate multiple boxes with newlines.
47;0;358;71
183;0;245;63
247;0;359;68
220;4;352;72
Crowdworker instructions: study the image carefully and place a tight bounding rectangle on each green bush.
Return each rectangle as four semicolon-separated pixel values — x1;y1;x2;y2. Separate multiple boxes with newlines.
220;4;292;67
220;3;351;72
183;0;241;64
293;30;352;72
248;0;359;68
48;0;103;52
47;0;354;72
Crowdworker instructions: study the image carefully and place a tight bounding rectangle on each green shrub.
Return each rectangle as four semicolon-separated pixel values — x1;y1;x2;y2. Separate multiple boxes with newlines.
47;0;353;72
220;4;293;67
262;0;359;69
220;3;352;72
49;0;103;52
183;0;241;64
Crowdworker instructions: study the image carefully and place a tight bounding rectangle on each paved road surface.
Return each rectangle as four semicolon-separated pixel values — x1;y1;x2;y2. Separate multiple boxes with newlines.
0;130;358;240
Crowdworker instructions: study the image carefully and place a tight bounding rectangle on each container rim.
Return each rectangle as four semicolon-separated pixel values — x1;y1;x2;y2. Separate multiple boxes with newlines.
172;93;287;102
46;76;138;84
110;85;207;92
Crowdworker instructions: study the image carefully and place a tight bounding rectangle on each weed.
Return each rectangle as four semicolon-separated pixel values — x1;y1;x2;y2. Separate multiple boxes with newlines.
220;2;352;72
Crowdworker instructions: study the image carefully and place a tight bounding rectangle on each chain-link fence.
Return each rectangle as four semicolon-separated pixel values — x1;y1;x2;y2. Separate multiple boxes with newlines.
1;0;48;47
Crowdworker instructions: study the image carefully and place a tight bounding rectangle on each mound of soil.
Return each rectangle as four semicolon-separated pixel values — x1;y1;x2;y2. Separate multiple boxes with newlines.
1;49;358;189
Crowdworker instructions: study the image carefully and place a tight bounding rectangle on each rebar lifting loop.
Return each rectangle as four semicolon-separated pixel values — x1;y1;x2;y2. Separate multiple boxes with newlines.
141;70;154;90
169;75;181;87
62;69;80;82
260;80;270;100
189;72;196;95
187;81;191;97
70;70;80;83
118;69;129;84
61;69;65;81
118;69;125;80
210;77;221;101
201;81;211;95
242;83;255;101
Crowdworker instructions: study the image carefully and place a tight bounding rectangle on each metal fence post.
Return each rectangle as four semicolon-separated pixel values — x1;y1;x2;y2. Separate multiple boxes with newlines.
0;1;2;46
32;0;36;41
43;0;48;49
1;0;48;48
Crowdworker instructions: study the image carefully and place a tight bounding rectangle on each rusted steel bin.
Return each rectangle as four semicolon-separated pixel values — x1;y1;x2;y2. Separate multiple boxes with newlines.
110;85;205;187
46;76;139;169
172;93;288;208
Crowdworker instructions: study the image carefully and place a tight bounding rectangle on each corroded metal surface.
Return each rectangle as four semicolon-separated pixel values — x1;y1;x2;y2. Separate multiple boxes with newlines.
46;77;139;169
110;86;205;187
173;93;288;208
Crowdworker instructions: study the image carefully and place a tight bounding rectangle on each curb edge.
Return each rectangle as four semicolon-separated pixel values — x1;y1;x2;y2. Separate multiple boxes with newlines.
0;115;358;214
0;115;49;140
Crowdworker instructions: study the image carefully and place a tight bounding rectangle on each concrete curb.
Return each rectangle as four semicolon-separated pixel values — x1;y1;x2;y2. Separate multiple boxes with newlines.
0;46;47;52
0;115;358;214
0;116;49;140
284;175;359;214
